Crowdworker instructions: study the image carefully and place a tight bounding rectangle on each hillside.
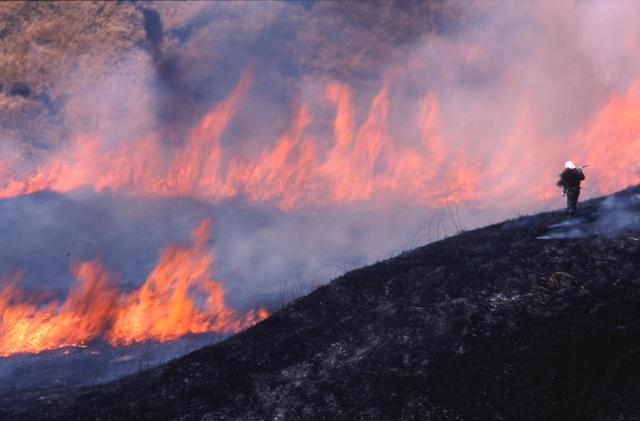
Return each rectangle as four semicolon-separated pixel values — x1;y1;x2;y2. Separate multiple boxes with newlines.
3;186;640;420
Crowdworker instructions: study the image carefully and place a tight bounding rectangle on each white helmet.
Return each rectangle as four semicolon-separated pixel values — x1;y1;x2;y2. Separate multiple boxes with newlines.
565;161;576;169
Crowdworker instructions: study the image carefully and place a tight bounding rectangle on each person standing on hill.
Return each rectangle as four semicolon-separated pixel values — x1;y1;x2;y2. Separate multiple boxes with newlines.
557;161;586;217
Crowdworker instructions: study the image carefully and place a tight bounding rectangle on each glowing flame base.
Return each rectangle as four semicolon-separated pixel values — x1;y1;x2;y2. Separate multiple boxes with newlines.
0;221;268;357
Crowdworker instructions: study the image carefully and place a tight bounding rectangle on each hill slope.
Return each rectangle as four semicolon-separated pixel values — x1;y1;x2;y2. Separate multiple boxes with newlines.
3;187;640;420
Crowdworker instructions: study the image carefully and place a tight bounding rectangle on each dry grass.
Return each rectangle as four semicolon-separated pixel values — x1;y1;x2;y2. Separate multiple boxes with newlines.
0;1;143;92
0;1;146;150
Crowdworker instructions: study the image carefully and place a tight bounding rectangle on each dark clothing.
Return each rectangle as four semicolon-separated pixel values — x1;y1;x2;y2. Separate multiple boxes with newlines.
565;186;580;216
557;168;585;216
557;168;585;190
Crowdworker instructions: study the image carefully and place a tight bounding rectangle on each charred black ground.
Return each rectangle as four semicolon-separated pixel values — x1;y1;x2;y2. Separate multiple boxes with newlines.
0;333;226;392
2;186;640;420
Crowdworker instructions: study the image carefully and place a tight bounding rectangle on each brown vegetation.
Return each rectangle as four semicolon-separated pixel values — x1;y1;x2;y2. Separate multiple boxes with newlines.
0;1;144;151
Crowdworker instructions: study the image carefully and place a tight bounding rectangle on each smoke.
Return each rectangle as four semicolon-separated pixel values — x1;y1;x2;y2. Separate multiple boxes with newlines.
595;193;640;234
1;0;640;358
60;50;158;147
3;1;640;202
0;191;493;309
537;187;640;240
537;219;589;240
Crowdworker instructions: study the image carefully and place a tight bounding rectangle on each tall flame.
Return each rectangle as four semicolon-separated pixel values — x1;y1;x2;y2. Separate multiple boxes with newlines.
1;65;639;210
571;81;640;193
0;220;268;356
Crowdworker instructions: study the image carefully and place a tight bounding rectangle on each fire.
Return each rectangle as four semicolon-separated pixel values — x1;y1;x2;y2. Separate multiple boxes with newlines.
0;221;268;356
1;64;639;210
570;81;640;193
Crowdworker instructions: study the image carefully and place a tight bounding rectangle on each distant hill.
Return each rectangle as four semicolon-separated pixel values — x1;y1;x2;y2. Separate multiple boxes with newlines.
3;185;640;420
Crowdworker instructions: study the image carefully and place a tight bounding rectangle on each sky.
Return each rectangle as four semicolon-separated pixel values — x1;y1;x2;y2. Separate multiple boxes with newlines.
1;0;640;353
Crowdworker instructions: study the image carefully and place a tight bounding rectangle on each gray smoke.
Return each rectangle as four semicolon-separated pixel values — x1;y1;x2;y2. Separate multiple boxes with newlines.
1;1;640;320
1;190;509;309
537;189;640;240
595;194;640;235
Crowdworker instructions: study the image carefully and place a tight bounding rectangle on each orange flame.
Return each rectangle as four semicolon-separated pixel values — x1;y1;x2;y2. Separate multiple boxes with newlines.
1;65;640;211
0;220;268;356
570;81;640;193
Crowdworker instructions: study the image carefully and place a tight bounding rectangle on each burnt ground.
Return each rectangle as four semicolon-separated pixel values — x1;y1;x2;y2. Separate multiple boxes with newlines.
0;333;227;392
3;186;640;420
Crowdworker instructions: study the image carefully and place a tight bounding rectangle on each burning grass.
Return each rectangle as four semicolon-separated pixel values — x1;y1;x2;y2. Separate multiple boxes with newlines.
3;185;640;419
0;220;268;357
